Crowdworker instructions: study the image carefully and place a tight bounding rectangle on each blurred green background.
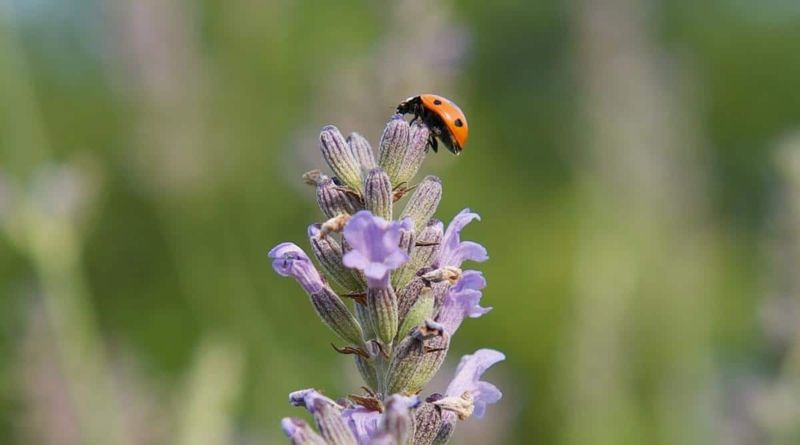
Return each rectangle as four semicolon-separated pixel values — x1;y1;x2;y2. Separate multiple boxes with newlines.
3;0;800;444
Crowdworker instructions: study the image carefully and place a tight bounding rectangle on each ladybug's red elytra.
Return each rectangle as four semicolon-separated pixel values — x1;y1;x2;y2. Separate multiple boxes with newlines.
396;94;468;155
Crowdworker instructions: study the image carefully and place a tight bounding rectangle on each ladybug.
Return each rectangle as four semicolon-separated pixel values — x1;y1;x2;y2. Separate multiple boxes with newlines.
396;94;468;155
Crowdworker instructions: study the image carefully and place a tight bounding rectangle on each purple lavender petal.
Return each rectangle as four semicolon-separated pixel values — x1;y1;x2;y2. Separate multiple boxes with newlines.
444;349;505;418
269;242;325;294
342;211;412;288
436;270;492;335
341;406;380;445
438;209;489;268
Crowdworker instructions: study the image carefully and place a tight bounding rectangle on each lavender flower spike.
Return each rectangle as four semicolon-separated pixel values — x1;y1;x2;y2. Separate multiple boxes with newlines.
342;210;412;288
436;270;492;335
437;209;488;268
443;349;505;418
269;242;325;294
273;115;505;444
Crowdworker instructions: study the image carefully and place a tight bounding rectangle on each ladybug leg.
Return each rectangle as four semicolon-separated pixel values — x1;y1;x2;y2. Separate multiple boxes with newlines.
429;134;438;153
410;103;425;124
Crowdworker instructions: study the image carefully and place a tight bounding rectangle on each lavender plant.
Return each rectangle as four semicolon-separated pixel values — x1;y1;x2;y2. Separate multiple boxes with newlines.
269;114;504;445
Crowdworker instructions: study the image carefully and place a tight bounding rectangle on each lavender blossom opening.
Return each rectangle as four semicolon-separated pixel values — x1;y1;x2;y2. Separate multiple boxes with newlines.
342;211;413;288
268;113;504;444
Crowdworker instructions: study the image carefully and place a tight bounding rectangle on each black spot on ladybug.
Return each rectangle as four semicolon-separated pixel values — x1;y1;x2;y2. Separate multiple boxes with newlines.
433;99;442;105
454;118;464;127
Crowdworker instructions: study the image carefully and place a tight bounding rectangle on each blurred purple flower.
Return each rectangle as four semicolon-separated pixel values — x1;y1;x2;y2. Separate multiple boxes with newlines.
438;209;488;268
269;243;325;294
437;270;492;335
342;210;412;288
445;349;505;418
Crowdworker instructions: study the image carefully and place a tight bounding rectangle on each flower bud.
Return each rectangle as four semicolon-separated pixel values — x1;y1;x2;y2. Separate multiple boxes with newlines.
431;415;456;445
413;401;444;445
366;287;398;345
269;243;325;295
281;417;328;445
320;125;364;193
377;115;410;186
396;121;431;186
310;287;364;346
353;300;375;341
397;276;428;323
431;281;450;313
363;168;393;220
317;176;361;219
354;341;380;391
396;287;434;342
385;320;448;394
308;224;364;291
347;132;377;170
406;333;449;394
392;220;443;289
400;176;442;233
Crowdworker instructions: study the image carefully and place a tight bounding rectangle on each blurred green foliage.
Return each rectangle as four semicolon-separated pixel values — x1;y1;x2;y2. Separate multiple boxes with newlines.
2;0;800;444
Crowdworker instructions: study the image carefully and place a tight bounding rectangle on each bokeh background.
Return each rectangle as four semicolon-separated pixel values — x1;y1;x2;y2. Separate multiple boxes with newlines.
3;0;800;443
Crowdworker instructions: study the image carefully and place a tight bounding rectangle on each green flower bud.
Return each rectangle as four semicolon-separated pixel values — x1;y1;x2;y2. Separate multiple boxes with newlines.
396;121;431;186
400;176;442;233
316;176;361;219
308;224;364;291
413;401;445;445
396;287;434;342
367;287;398;345
311;287;364;346
385;320;448;395
377;115;410;186
321;125;364;193
393;220;443;289
347;132;377;170
364;168;393;220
